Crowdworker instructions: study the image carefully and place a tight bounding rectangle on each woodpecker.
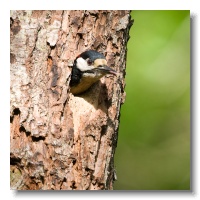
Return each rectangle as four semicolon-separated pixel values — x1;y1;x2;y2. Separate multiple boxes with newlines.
69;50;117;95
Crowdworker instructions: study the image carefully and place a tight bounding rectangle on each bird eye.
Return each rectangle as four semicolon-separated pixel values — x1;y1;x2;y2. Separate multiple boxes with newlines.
87;59;93;65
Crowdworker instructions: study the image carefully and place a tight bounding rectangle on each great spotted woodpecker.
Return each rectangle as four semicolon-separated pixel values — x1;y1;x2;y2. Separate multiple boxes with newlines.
70;50;117;95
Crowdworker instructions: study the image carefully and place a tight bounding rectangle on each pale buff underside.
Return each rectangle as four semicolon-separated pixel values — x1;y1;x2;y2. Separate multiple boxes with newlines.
70;72;105;95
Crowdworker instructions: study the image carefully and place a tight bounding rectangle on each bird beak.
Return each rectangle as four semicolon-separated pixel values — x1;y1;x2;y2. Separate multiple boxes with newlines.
98;65;118;76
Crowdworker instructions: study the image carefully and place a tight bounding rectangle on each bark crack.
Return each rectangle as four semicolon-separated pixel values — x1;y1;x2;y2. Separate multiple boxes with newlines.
10;108;20;123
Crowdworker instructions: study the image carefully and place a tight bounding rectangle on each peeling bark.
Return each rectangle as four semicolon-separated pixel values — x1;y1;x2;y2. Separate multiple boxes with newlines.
10;10;133;190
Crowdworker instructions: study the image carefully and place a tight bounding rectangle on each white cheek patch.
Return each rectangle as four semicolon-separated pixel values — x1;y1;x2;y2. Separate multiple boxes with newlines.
76;57;94;71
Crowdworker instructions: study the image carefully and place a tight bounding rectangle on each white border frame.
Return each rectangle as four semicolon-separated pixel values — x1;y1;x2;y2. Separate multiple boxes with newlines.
1;1;199;199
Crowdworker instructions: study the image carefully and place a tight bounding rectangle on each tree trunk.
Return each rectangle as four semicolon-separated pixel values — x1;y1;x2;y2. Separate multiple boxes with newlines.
10;10;132;190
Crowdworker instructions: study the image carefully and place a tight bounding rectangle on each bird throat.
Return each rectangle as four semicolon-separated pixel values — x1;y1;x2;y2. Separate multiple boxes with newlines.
70;72;104;95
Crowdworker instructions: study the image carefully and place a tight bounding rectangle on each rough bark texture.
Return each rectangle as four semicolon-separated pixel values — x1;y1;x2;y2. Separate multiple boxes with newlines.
10;10;132;190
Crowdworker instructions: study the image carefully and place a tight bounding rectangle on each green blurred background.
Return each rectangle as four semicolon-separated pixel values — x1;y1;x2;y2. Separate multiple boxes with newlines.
114;10;190;190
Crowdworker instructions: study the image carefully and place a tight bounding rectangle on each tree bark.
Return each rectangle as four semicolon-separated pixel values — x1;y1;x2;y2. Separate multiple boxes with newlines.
10;10;132;190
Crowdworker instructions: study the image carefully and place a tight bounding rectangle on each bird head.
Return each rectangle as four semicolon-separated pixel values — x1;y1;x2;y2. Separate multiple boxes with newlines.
70;50;117;95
